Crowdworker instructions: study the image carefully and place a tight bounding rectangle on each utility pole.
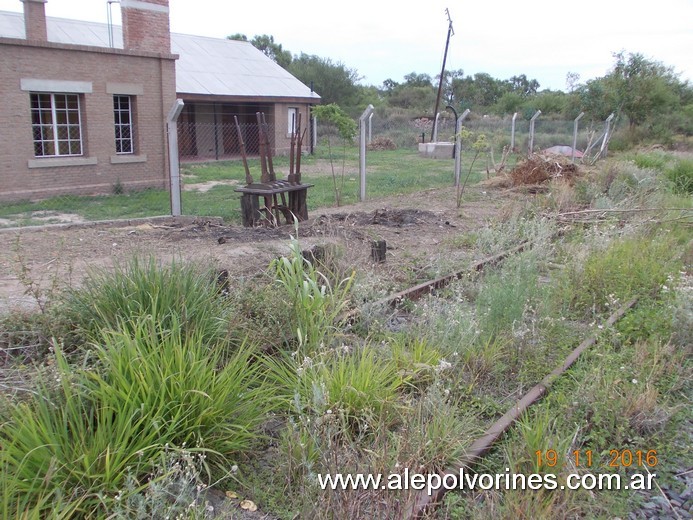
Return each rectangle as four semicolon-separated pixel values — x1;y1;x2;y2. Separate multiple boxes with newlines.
431;8;454;142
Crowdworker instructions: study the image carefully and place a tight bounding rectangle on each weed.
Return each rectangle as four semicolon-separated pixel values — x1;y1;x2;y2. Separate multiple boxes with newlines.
665;158;693;195
267;346;404;435
11;235;71;314
109;448;220;519
388;335;442;391
112;178;125;195
564;236;677;317
0;317;272;516
60;257;232;345
475;252;542;339
272;236;354;353
632;152;669;172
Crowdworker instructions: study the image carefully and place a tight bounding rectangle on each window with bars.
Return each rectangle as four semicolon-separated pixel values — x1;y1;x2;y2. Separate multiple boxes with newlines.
113;95;134;154
30;93;83;157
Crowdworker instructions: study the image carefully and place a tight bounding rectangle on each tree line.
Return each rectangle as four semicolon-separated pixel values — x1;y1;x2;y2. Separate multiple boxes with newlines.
229;34;693;142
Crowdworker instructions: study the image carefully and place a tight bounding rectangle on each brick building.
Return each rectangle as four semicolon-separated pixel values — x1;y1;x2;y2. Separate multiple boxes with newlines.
0;0;177;202
0;1;319;202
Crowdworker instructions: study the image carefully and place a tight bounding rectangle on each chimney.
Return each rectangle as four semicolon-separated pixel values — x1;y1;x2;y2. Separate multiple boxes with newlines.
21;0;48;42
121;0;171;53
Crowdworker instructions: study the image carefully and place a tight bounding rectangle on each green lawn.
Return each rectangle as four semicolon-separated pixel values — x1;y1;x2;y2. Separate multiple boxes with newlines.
0;147;495;227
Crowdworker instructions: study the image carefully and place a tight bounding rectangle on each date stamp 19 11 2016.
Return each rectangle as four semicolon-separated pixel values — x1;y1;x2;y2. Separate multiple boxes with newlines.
535;449;658;469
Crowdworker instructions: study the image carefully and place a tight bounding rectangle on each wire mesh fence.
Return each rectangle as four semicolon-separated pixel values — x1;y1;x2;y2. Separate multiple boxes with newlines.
1;112;614;228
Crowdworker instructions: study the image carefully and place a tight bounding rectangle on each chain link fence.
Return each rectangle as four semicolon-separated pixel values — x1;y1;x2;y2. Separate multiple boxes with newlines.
371;111;603;157
1;111;615;228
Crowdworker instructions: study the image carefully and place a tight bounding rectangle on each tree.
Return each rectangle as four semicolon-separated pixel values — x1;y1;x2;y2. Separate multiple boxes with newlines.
493;91;524;115
386;85;436;111
226;33;292;69
608;52;680;127
566;72;580;93
311;104;357;207
382;79;399;93
507;74;540;97
289;54;361;110
403;72;433;88
580;52;682;127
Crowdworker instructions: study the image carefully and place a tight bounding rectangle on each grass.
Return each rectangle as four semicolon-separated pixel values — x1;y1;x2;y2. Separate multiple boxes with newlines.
60;257;233;345
0;317;274;516
271;236;354;353
0;189;171;225
1;147;691;519
665;157;693;194
1;147;485;227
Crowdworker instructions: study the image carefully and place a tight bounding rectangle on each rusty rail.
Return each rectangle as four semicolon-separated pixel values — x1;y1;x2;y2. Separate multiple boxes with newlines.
407;297;639;519
343;241;529;324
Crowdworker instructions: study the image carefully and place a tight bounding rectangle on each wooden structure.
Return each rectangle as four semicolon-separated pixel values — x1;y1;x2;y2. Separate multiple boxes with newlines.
234;112;312;227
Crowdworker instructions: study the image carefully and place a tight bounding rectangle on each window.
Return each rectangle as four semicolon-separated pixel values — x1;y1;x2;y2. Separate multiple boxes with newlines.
30;93;83;157
113;95;134;154
287;107;298;135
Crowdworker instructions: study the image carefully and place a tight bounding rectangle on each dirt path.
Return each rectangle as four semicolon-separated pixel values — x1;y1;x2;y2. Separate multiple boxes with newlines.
0;186;520;312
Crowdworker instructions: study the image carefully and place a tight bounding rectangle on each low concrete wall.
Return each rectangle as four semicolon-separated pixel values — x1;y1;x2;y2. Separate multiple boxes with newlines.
418;141;454;159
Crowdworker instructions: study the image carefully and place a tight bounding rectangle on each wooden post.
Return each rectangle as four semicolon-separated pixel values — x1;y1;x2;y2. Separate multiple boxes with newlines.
371;240;386;263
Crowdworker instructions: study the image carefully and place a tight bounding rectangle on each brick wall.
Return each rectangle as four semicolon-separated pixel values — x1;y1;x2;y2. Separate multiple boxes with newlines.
122;0;171;53
0;39;177;201
274;103;313;155
21;0;47;41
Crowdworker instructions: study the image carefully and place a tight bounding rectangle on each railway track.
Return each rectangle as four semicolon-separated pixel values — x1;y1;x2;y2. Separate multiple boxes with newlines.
342;232;642;519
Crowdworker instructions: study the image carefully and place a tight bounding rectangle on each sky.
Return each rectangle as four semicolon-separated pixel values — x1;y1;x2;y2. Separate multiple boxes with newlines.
1;0;691;92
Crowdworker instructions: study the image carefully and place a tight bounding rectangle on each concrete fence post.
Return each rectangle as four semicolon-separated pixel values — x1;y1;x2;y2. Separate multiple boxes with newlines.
600;113;615;157
359;104;375;201
528;110;541;155
510;112;518;151
572;112;585;163
432;112;441;143
368;112;374;144
167;98;184;216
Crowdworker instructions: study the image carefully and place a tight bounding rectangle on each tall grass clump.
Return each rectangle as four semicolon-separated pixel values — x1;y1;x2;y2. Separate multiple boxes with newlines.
631;152;669;172
665;158;693;195
267;346;404;435
272;237;354;353
0;317;272;516
476;252;542;339
61;257;231;344
564;236;677;317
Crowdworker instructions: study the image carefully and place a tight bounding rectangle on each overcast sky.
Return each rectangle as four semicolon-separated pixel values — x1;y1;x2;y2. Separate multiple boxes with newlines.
1;0;691;92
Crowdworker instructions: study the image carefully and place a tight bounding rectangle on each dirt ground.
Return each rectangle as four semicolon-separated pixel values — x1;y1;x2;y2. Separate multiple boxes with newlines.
0;185;522;313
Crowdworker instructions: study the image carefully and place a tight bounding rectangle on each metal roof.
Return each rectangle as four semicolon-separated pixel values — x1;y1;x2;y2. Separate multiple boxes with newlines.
0;10;320;101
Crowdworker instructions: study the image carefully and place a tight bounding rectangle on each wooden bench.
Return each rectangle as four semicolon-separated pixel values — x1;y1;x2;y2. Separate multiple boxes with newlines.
235;181;313;227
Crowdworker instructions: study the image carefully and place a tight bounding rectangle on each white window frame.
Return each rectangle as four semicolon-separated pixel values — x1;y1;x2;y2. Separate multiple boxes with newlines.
30;92;83;157
287;107;298;135
113;95;135;154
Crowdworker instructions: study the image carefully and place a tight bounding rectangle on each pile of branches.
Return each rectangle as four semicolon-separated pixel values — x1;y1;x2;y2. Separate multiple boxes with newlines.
510;154;580;186
367;137;397;151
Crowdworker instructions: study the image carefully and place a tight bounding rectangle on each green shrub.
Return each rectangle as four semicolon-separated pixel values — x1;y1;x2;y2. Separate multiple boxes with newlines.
267;346;404;434
388;335;442;390
272;238;354;353
632;152;669;172
476;252;541;338
61;257;231;344
665;158;693;194
567;237;676;316
0;317;272;516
